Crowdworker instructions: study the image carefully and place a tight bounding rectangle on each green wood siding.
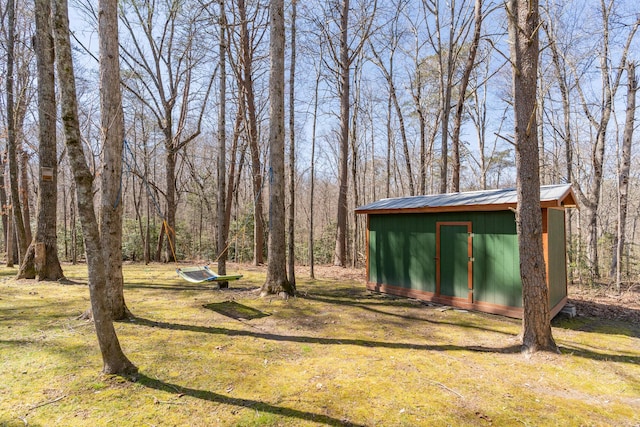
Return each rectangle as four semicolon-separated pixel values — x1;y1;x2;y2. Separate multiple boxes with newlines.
469;211;521;307
439;225;469;298
547;208;568;307
369;211;523;307
369;214;436;292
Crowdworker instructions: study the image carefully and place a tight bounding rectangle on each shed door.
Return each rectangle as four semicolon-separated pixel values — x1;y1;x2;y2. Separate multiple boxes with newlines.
436;222;473;301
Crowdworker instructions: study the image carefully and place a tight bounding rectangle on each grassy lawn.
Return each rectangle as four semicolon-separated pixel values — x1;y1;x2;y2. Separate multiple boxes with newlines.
1;263;638;426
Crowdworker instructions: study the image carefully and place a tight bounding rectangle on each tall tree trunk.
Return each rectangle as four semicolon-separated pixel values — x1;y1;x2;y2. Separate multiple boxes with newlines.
1;151;7;258
543;19;575;270
225;105;246;246
309;58;321;279
18;0;64;281
19;150;32;246
70;180;78;264
438;14;454;195
99;0;129;320
6;213;14;267
334;0;350;267
350;60;361;267
261;0;293;297
287;0;297;286
385;93;392;198
451;0;482;192
507;0;557;354
369;43;414;196
614;62;636;291
238;0;265;266
164;147;177;263
6;0;28;265
573;3;638;282
216;0;228;288
415;71;427;195
53;0;137;375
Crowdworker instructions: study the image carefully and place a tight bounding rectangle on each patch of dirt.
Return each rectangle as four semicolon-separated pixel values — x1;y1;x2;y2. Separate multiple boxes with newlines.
568;282;640;324
232;262;367;283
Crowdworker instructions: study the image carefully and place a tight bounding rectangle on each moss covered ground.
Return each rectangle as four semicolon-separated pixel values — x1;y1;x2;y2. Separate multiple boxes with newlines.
0;263;638;426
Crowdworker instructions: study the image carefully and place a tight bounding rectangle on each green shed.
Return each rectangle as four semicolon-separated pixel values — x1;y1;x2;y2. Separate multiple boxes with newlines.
355;184;577;318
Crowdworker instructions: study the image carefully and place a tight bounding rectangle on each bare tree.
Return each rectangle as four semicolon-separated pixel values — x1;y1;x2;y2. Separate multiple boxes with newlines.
287;0;297;286
570;1;639;280
507;0;557;353
118;0;215;263
52;0;137;374
217;0;229;288
0;150;7;260
327;0;376;267
5;0;28;265
308;42;323;279
422;0;478;193
260;0;293;296
369;8;414;196
334;0;351;266
613;62;636;291
17;0;64;281
451;0;482;192
232;0;267;265
97;0;131;319
541;8;576;268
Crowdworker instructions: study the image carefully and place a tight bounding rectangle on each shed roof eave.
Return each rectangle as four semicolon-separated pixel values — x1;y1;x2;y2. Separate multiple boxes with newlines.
355;183;579;214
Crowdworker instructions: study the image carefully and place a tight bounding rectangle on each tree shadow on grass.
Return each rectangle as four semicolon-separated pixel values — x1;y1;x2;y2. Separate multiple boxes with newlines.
553;311;640;339
298;292;520;336
558;345;640;367
203;301;270;320
129;316;639;364
124;281;260;293
134;373;365;426
130;315;521;354
0;267;18;278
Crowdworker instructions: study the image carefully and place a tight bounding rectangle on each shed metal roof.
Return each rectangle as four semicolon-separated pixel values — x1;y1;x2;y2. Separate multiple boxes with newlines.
355;183;577;214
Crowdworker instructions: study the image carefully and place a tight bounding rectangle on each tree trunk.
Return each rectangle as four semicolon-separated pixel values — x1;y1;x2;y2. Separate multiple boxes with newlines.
439;37;453;194
1;150;7;258
18;0;64;281
217;0;229;288
369;42;414;196
574;3;638;282
309;59;321;279
416;73;427;195
53;0;137;375
19;150;32;246
451;0;482;192
261;0;293;297
98;0;129;320
5;0;28;265
71;181;77;264
164;148;177;263
334;0;350;267
614;62;636;291
238;0;265;266
287;0;297;286
350;60;361;267
543;19;575;269
225;106;246;251
507;0;557;354
6;213;14;267
155;222;165;262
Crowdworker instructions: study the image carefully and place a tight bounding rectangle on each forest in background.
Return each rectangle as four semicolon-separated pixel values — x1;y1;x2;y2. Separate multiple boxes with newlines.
1;0;639;286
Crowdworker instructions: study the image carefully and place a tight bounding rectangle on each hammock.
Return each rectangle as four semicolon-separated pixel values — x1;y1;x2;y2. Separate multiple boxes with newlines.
177;266;243;283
